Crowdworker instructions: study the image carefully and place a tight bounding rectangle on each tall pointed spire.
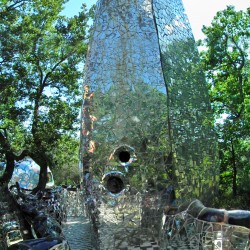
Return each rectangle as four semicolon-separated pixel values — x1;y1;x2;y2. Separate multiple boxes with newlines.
80;0;218;248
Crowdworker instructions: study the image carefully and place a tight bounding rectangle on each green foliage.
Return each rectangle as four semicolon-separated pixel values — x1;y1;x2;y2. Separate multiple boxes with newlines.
199;6;250;204
51;135;80;185
200;6;249;122
0;0;92;188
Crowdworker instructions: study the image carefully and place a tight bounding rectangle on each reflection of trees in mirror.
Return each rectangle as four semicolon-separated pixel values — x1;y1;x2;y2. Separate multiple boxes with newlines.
89;83;170;189
160;38;218;201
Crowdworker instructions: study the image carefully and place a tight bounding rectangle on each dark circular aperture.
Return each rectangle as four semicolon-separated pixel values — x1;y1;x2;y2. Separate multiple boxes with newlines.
106;176;124;194
119;151;130;163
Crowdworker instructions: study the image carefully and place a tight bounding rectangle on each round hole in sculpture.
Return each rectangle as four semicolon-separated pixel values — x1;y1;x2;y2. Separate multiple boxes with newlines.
112;145;136;166
118;151;130;163
106;176;124;194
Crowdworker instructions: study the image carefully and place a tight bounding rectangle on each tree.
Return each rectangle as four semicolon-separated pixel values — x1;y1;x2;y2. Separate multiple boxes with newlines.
199;6;249;200
0;0;91;191
52;135;80;185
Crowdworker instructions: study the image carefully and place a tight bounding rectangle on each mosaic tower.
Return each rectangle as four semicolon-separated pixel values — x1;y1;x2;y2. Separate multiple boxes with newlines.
80;0;218;248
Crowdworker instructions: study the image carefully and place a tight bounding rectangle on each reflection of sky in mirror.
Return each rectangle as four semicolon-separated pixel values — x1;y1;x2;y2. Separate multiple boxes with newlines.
85;0;166;93
62;0;249;41
153;0;193;49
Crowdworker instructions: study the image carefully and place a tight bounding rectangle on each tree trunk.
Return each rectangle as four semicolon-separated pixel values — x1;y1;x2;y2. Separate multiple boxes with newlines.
231;138;237;197
0;130;28;185
31;151;48;193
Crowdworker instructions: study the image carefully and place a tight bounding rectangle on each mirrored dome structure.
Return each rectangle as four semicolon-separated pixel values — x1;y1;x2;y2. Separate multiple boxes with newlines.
80;0;219;248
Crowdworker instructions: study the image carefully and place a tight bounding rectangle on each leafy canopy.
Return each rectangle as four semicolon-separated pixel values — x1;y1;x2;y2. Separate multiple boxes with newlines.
0;0;92;189
199;6;249;202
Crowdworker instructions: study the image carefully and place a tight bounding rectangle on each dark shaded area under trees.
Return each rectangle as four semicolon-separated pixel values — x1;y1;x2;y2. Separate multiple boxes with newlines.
0;2;249;210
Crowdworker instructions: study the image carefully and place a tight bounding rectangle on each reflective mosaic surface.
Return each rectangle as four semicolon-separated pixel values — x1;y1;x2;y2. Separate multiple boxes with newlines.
80;0;223;248
162;213;250;250
162;199;250;250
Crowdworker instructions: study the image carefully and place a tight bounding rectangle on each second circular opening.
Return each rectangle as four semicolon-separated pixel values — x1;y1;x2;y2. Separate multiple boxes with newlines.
106;176;124;194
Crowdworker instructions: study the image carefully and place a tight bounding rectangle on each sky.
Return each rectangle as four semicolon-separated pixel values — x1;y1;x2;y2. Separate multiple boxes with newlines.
62;0;249;41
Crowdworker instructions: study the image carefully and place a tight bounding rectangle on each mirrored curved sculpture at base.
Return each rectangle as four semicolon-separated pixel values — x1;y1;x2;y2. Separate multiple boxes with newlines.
162;199;250;249
79;0;249;249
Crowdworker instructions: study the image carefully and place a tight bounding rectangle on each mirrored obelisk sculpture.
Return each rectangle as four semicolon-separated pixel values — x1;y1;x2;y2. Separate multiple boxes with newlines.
80;0;218;249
